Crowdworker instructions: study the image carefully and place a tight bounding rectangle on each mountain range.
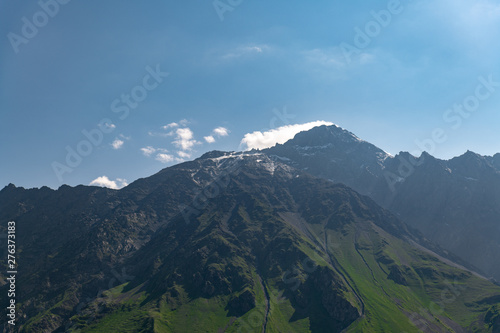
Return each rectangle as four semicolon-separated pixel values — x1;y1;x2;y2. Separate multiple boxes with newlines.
1;124;500;332
262;125;500;282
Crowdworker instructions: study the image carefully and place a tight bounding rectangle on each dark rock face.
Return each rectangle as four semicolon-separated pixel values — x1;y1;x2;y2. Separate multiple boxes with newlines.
226;289;256;317
310;267;359;324
387;265;408;286
485;305;500;333
286;266;360;332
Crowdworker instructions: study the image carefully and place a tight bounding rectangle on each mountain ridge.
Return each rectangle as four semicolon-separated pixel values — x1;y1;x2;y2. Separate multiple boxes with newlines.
2;124;500;332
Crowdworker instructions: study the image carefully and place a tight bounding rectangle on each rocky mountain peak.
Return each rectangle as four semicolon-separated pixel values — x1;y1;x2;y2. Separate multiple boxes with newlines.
282;124;362;148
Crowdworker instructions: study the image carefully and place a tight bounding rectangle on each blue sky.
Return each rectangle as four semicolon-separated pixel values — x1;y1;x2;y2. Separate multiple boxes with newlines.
1;0;500;189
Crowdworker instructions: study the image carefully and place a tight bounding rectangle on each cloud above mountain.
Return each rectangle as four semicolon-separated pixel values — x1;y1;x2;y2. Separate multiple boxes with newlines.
240;121;334;150
89;176;128;189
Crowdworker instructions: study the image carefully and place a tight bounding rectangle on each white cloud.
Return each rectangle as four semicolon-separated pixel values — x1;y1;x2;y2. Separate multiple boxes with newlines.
213;127;229;137
177;151;191;159
240;121;334;150
89;176;128;190
304;48;346;68
204;135;216;143
156;153;175;163
148;131;174;137
303;47;377;70
222;45;269;60
141;146;169;157
162;122;179;129
173;128;199;151
203;126;230;144
111;139;124;150
102;122;116;131
141;146;156;156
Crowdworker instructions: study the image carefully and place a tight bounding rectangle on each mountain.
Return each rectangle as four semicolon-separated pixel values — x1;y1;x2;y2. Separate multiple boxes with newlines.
264;125;500;282
1;153;500;332
262;125;390;195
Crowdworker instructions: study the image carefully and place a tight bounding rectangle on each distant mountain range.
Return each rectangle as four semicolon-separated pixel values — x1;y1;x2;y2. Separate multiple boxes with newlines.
1;124;500;332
